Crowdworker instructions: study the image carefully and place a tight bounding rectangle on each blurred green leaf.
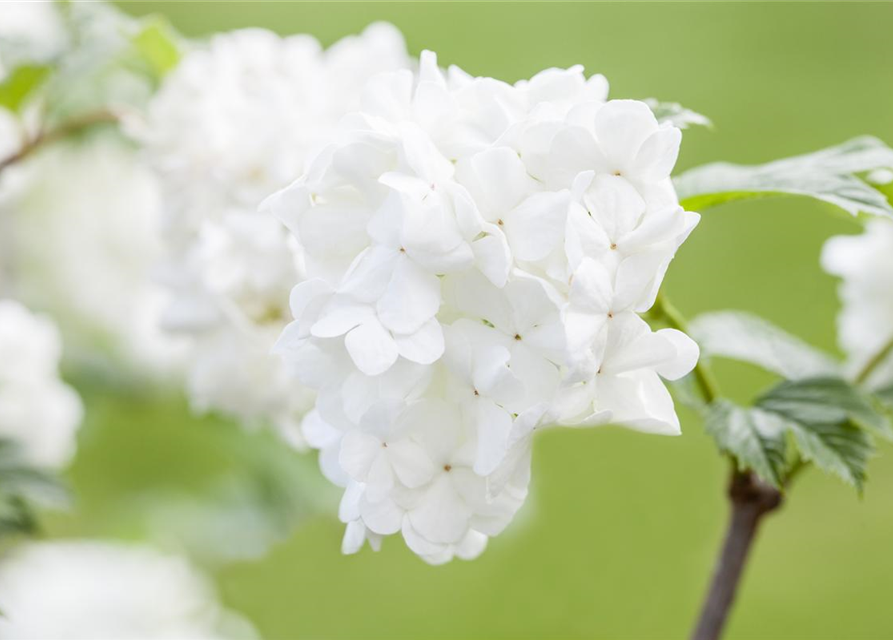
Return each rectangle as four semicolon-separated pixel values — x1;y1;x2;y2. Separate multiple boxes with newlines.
675;136;893;217
690;311;841;380
0;64;51;113
132;18;180;79
0;439;69;540
644;98;712;129
705;400;789;488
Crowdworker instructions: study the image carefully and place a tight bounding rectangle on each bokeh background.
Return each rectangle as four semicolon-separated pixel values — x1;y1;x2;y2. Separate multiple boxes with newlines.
45;3;893;639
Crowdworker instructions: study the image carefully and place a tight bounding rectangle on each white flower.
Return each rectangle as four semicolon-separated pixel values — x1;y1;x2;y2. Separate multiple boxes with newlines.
0;137;180;373
267;52;700;562
0;300;81;469
0;541;256;639
139;24;411;442
822;219;893;387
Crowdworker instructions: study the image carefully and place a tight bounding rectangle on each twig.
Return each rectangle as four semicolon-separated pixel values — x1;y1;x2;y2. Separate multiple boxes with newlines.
691;470;782;640
854;334;893;385
0;110;118;174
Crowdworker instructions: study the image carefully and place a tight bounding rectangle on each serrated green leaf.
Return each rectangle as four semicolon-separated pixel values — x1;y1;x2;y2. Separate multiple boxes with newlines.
675;136;893;218
644;99;712;130
0;64;51;113
705;400;789;488
132;18;180;79
785;419;872;491
756;377;883;490
689;311;841;380
758;376;891;439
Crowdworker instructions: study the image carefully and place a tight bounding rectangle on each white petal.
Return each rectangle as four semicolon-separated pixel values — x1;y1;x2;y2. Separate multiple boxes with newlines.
594;100;658;171
408;475;471;544
569;257;613;313
360;495;405;535
473;400;513;476
504;192;570;262
388;440;436;488
339;430;382;481
376;258;440;335
654;328;700;381
472;227;512;287
394;318;444;364
342;520;368;555
632;126;682;182
345;319;399;376
311;297;375;338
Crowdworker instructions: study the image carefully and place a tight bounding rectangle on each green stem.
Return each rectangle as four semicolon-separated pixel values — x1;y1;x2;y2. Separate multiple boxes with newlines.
854;334;893;385
652;292;721;404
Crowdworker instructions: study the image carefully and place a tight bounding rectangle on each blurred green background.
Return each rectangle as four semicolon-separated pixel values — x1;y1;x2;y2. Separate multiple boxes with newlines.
51;3;893;639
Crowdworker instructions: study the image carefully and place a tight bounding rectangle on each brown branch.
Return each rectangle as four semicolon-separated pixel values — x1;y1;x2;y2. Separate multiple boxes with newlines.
690;470;783;640
0;110;118;174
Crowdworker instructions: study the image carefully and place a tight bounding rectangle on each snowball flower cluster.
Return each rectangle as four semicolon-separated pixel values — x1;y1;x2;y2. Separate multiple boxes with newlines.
0;300;82;469
0;541;256;639
140;23;411;442
822;218;893;387
1;137;179;373
266;52;700;563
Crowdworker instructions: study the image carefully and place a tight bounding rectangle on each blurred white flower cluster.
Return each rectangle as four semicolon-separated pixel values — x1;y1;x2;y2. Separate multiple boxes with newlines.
265;52;700;562
822;218;893;387
0;300;81;469
139;24;411;443
0;541;256;639
1;138;180;373
0;2;181;375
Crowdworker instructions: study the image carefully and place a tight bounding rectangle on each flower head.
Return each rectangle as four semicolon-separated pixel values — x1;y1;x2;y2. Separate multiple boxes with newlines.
0;300;82;469
0;541;255;639
822;219;893;387
140;24;411;442
267;52;700;562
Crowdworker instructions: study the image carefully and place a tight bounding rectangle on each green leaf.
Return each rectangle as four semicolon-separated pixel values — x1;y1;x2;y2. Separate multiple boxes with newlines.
756;377;881;490
758;376;891;439
705;400;789;488
785;419;872;491
689;311;841;380
644;99;712;130
675;136;893;218
875;383;893;410
0;64;51;113
131;18;180;79
0;439;68;509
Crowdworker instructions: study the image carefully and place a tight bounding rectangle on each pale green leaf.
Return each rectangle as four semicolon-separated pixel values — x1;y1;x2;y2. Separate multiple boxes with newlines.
0;64;51;113
675;136;893;217
689;311;841;380
705;400;789;488
132;18;180;79
644;99;712;129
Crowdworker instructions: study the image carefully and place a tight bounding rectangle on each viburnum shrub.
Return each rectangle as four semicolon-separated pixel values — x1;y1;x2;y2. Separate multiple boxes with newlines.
2;4;893;639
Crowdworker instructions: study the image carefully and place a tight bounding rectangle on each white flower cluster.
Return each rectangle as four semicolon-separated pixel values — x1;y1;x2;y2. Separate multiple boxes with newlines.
1;138;179;373
140;24;411;443
265;52;700;563
822;218;893;387
0;300;82;469
0;541;256;639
